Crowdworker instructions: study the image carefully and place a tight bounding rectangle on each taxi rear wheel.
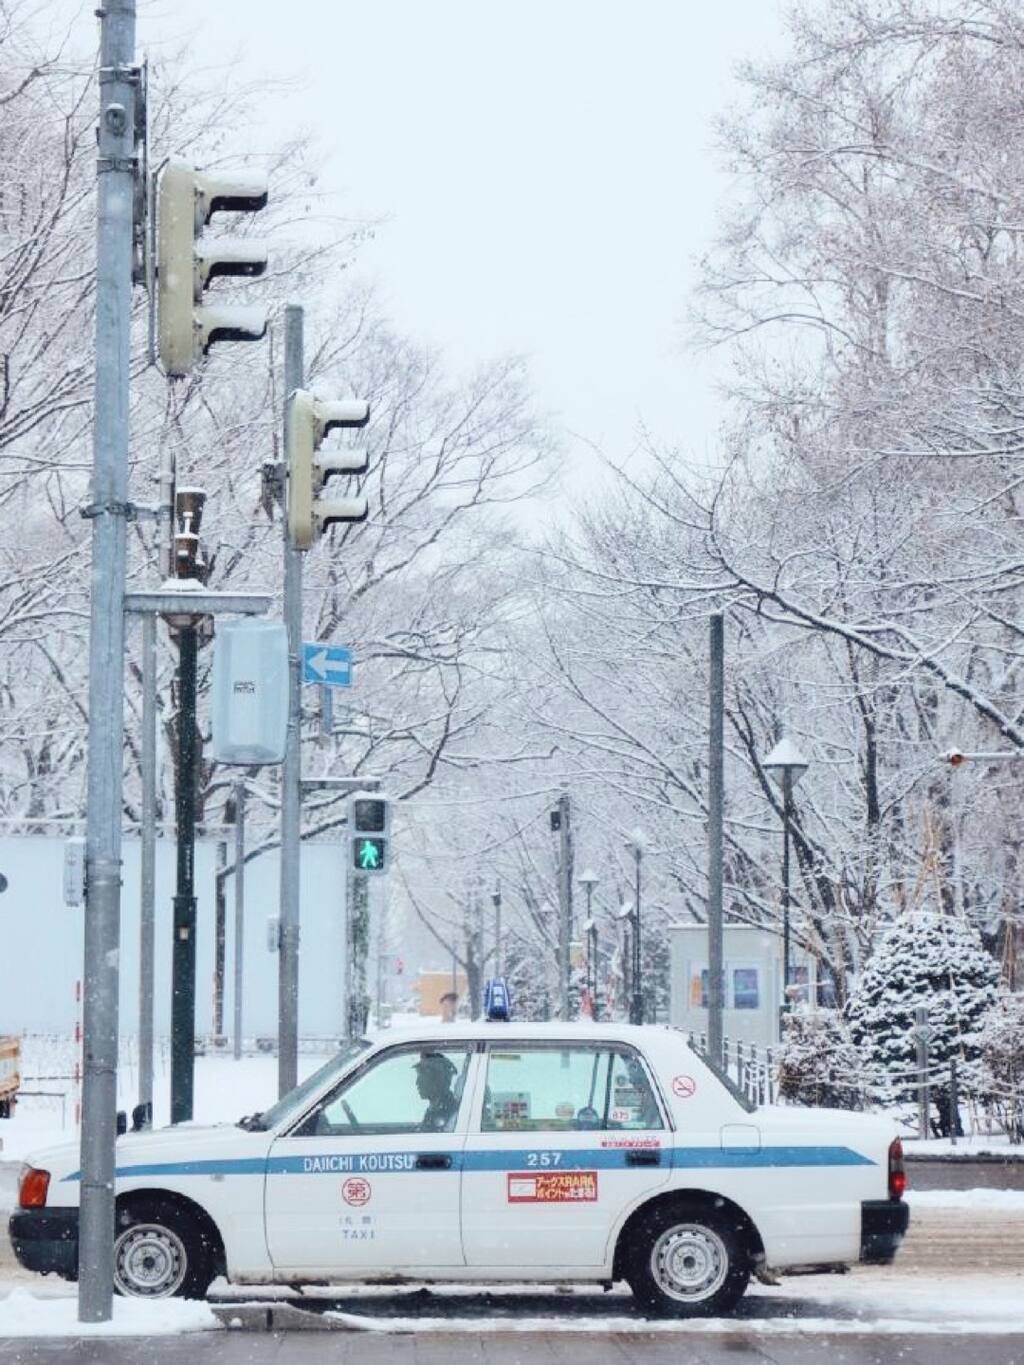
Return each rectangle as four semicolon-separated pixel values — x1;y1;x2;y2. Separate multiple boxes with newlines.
113;1199;214;1300
626;1203;750;1317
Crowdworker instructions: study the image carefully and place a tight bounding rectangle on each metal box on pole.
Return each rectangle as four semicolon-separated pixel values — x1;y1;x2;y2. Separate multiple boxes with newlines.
211;619;289;765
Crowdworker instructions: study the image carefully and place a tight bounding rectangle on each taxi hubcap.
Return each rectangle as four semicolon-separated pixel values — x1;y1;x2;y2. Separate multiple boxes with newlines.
650;1222;728;1302
114;1222;187;1297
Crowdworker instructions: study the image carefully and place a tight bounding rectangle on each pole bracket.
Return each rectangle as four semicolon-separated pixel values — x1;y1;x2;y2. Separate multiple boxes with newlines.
80;499;140;521
98;63;142;86
96;156;138;175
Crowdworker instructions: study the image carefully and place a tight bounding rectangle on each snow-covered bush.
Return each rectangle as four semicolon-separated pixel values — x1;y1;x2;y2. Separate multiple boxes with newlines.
776;1008;864;1111
846;912;999;1130
973;993;1024;1143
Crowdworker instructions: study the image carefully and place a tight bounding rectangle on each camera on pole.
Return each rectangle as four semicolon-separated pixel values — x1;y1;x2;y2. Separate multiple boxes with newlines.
157;160;269;378
349;792;390;875
286;389;371;550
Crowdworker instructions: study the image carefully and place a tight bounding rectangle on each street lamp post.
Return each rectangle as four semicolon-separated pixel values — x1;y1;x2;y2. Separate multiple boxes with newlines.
625;838;644;1024
763;738;809;1006
578;870;599;1018
616;900;637;1022
491;881;502;977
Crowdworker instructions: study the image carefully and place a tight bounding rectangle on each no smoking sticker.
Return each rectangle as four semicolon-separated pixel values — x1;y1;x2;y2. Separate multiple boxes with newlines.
672;1075;697;1099
342;1176;372;1207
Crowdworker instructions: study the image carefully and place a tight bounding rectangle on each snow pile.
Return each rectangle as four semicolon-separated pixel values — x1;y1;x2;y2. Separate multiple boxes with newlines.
0;1289;219;1336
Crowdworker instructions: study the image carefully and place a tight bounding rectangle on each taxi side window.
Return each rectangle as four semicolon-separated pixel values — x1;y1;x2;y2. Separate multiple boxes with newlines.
480;1047;663;1132
296;1047;471;1137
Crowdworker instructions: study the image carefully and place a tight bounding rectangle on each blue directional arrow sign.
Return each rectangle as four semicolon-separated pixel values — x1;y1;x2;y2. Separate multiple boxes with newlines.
302;643;353;688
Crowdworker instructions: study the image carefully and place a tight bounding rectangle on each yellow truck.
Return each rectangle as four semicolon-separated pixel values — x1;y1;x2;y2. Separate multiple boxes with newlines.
0;1036;20;1118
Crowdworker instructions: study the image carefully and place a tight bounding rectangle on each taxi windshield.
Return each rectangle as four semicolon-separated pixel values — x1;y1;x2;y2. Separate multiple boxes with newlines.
238;1040;370;1132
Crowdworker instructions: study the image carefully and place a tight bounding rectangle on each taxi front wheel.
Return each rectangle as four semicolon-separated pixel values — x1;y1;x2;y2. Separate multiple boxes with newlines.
113;1199;215;1300
626;1203;750;1317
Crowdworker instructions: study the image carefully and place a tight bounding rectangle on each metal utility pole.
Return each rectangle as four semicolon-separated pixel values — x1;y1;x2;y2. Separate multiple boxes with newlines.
629;845;643;1025
213;839;227;1039
707;613;725;1066
279;304;303;1097
139;422;173;1113
491;881;502;977
556;790;573;1019
348;872;370;1037
232;779;247;1060
79;0;136;1324
781;775;793;995
170;605;199;1122
914;1006;932;1139
137;611;156;1117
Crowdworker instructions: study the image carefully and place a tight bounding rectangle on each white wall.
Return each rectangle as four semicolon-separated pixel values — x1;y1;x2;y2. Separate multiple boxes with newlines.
0;835;347;1039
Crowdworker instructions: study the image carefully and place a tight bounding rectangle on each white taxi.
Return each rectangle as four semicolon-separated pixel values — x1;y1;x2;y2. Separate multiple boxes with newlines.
9;1021;908;1316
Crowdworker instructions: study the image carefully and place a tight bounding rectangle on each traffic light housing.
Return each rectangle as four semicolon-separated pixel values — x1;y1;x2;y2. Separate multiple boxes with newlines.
286;389;371;550
353;836;386;873
158;160;269;378
349;793;390;876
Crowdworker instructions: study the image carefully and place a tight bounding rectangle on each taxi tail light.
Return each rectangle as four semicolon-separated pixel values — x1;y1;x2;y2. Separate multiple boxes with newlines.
18;1165;51;1209
887;1138;906;1200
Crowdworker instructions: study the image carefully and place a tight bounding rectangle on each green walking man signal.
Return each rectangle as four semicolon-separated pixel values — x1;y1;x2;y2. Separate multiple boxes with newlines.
348;792;390;877
354;837;386;872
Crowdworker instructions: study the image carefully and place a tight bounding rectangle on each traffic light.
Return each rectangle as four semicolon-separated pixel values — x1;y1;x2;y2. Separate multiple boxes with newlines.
349;793;390;876
157;160;269;378
353;836;386;873
286;389;371;550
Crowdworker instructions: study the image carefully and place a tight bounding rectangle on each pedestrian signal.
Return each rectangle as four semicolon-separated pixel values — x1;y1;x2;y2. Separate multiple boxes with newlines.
353;836;386;873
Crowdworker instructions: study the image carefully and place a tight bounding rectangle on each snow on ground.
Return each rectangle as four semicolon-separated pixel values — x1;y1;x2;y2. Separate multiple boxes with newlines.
903;1133;1024;1157
0;1288;218;1336
3;1269;1022;1338
317;1269;1024;1335
0;1037;349;1171
907;1188;1024;1210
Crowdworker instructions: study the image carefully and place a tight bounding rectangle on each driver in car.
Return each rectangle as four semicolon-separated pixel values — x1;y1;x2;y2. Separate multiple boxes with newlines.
415;1051;460;1132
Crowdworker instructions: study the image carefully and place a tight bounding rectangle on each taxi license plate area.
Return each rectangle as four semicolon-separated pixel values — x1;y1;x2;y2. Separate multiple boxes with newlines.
507;1170;598;1203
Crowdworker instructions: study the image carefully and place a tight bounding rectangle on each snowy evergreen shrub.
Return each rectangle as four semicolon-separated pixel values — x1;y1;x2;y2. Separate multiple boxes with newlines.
973;992;1024;1143
776;1008;864;1110
504;941;552;1021
845;912;999;1124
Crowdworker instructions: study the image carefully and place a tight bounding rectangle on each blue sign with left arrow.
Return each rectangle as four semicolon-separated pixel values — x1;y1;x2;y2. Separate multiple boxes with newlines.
302;643;353;688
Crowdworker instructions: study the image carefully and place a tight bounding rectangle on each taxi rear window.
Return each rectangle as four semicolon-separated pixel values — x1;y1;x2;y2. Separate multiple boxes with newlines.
481;1045;664;1133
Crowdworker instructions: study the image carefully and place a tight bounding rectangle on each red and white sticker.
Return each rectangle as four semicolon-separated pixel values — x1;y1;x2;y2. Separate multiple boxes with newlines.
671;1074;697;1099
507;1170;598;1203
342;1176;372;1207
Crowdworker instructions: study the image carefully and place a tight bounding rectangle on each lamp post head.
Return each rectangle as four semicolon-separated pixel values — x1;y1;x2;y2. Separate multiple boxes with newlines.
578;869;600;893
763;737;809;789
624;828;646;859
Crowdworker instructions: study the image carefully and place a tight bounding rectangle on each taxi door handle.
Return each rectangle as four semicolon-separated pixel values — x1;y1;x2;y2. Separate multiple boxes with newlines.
625;1150;661;1167
414;1153;452;1170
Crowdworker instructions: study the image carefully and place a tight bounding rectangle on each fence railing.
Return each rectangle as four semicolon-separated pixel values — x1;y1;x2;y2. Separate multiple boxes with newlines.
686;1031;777;1106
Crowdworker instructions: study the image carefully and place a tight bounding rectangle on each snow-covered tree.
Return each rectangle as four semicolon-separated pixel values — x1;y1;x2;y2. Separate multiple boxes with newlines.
973;992;1024;1143
777;1009;863;1111
846;910;999;1128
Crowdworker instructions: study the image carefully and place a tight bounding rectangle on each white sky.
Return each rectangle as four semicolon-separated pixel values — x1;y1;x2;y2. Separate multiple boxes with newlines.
84;1;787;479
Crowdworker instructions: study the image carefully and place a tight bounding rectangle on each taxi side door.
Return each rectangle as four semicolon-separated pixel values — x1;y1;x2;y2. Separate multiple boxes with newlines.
460;1040;671;1271
264;1042;473;1277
